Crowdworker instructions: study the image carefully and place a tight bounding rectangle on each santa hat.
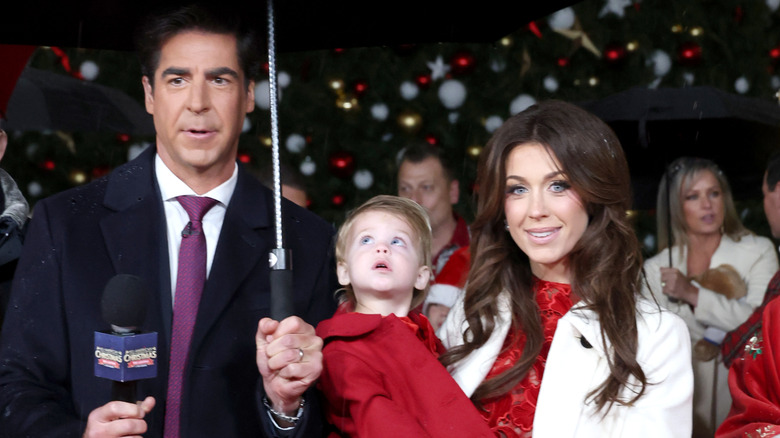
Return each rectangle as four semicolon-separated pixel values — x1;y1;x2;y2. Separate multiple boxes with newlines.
423;246;470;313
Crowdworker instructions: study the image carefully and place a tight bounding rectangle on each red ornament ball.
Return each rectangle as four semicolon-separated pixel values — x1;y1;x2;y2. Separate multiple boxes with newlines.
450;50;476;75
677;41;702;66
331;193;346;206
424;134;438;145
557;57;570;67
770;46;780;61
352;80;369;97
415;73;432;89
604;43;627;64
116;133;130;143
328;150;356;178
238;153;251;164
43;160;56;171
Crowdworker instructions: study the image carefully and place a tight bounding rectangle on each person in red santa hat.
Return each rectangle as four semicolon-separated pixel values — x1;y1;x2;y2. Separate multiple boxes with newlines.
424;245;470;332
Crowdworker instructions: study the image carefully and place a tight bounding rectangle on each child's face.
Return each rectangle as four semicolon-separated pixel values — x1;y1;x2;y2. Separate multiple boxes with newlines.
337;210;430;304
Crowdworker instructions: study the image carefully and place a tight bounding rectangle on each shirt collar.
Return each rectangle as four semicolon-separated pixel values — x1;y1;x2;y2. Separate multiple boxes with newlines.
154;153;238;207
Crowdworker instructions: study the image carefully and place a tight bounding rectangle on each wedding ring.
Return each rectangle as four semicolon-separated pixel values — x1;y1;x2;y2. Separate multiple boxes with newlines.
661;281;666;287
298;348;304;362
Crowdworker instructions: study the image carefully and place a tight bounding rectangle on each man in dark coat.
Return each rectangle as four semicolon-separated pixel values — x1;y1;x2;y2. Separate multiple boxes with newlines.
0;5;337;437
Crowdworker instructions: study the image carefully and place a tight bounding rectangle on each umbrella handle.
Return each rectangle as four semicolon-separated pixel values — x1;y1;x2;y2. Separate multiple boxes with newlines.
270;248;294;320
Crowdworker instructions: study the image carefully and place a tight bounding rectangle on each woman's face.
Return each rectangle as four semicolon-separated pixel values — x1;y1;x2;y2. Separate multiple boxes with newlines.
503;143;588;283
681;170;725;238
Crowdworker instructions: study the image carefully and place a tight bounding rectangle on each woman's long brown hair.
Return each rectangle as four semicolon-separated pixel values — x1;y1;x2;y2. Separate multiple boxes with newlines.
440;100;647;413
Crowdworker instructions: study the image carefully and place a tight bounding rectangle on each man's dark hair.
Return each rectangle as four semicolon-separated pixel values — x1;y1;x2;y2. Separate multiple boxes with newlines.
767;152;780;191
397;143;455;182
134;3;262;88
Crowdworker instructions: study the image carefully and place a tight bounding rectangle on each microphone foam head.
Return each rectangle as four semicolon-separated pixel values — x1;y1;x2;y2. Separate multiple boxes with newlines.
101;274;149;329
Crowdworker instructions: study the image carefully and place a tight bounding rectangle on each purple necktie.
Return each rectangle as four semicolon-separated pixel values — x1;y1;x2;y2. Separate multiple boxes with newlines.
164;195;218;438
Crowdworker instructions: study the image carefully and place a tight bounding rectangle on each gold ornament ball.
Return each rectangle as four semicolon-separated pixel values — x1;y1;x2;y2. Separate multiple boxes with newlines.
467;145;482;158
259;135;272;147
671;24;683;33
626;41;639;52
689;26;703;37
588;77;599;87
397;111;422;133
499;36;513;48
69;170;87;185
337;93;359;111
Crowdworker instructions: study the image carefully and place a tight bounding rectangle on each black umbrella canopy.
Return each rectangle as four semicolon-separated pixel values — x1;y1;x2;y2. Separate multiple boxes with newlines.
1;0;582;51
5;67;154;135
580;86;780;209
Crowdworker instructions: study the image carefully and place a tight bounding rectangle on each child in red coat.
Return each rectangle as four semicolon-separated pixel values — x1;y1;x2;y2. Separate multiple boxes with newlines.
316;195;492;437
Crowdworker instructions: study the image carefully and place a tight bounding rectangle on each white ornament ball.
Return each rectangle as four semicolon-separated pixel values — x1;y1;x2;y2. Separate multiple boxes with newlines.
400;81;419;100
371;103;389;121
80;60;100;81
509;94;536;115
128;142;150;161
772;76;780;89
768;0;780;11
277;71;291;88
735;76;750;94
490;57;507;73
381;133;393;142
485;115;503;133
25;142;39;159
242;117;251;133
543;75;559;93
548;7;575;30
254;80;271;110
28;181;42;197
438;79;467;109
286;133;306;153
643;234;656;252
299;157;316;176
353;169;374;190
448;112;460;124
683;73;695;85
649;50;672;77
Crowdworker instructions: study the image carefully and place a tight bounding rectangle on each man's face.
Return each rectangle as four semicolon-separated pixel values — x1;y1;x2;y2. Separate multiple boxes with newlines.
143;31;254;191
397;157;458;233
762;172;780;238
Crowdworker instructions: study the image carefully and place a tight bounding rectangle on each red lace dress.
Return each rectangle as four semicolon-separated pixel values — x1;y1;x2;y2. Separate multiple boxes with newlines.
478;278;575;437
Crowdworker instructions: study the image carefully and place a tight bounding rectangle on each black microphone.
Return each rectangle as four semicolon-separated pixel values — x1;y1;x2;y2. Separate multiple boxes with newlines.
94;274;158;403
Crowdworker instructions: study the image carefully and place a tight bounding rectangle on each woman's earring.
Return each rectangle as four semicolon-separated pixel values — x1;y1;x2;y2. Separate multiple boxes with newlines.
504;220;510;231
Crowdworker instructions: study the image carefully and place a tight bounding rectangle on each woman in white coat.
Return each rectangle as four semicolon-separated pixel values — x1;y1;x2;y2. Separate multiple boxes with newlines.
643;157;779;437
439;100;693;437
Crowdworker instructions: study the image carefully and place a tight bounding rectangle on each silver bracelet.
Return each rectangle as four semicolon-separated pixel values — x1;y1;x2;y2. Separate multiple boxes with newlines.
263;396;305;424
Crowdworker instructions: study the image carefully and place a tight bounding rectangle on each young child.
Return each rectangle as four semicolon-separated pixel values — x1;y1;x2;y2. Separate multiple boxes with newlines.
316;195;492;437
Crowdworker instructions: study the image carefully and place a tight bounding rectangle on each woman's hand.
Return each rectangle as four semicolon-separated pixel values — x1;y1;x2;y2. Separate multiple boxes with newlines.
660;267;699;306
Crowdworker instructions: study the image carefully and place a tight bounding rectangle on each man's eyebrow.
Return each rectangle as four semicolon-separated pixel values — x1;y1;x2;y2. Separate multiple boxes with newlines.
161;67;190;77
206;67;239;78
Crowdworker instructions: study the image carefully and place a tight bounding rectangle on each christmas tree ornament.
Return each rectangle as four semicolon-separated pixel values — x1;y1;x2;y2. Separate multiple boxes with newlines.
438;79;467;109
510;94;536;115
627;41;639;52
599;0;632;18
43;160;56;171
328;151;356;178
116;133;130;143
352;79;368;97
336;93;359;111
242;117;251;133
238;153;251;164
553;17;601;57
415;73;432;89
671;24;684;33
28;182;42;198
300;156;316;176
448;112;459;124
735;76;750;94
397;111;423;133
352;169;374;190
259;135;272;148
772;76;780;89
331;194;346;207
92;166;110;179
79;60;99;81
649;50;672;76
277;71;291;88
499;36;513;48
689;27;703;37
286;133;306;153
543;75;559;92
427;55;450;80
254;80;271;110
768;0;780;12
548;7;575;30
489;56;507;73
449;50;476;75
588;76;599;87
424;134;438;145
69;170;87;185
677;41;703;66
467;145;482;159
400;81;420;100
557;57;570;67
370;103;389;121
604;43;627;64
328;78;345;91
484;115;503;133
770;47;780;62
